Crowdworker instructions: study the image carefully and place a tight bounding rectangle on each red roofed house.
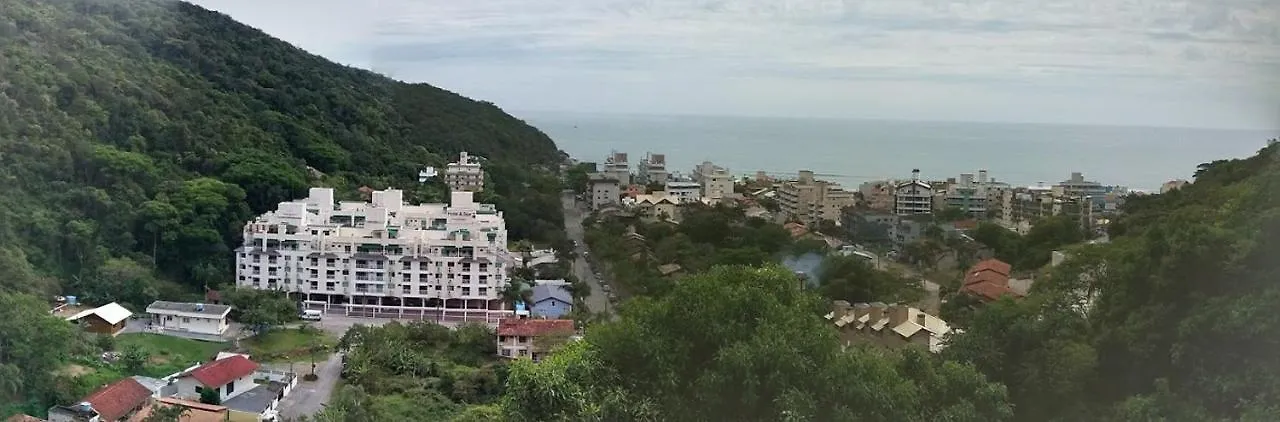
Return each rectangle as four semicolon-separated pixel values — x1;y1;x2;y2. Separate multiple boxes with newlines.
496;318;576;361
174;354;259;404
47;377;153;422
959;258;1022;302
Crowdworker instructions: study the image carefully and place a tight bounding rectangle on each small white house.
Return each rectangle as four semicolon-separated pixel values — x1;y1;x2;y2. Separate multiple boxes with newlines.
146;301;232;336
174;354;259;403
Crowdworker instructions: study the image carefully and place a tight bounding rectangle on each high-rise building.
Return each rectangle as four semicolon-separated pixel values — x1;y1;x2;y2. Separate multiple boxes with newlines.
636;152;669;185
234;187;514;321
893;169;933;216
692;161;734;201
603;151;631;186
445;151;484;192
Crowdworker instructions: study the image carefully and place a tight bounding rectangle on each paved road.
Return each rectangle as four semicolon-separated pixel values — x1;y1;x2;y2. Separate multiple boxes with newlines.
277;352;343;420
561;192;611;314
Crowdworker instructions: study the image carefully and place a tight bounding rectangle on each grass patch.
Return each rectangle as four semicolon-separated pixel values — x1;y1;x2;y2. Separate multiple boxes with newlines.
116;333;229;377
242;326;336;363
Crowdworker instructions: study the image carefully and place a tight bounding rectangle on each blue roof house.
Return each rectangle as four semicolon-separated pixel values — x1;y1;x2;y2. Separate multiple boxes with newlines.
530;284;574;318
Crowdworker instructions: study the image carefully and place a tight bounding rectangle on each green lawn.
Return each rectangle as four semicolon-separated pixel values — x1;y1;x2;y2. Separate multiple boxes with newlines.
242;327;336;363
115;333;229;377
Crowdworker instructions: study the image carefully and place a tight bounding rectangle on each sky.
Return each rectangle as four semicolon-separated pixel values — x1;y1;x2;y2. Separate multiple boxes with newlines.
189;0;1280;130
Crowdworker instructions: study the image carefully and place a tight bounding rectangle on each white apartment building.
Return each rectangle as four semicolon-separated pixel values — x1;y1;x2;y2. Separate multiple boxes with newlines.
445;151;485;192
603;151;631;186
664;181;703;203
692;161;734;201
894;169;933;216
636;152;670;185
589;173;622;211
234;187;514;319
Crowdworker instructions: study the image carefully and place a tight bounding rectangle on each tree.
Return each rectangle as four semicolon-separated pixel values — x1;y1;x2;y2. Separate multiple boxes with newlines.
817;255;924;304
503;265;1012;421
222;289;298;335
199;387;221;405
121;344;149;374
0;293;81;403
143;404;190;422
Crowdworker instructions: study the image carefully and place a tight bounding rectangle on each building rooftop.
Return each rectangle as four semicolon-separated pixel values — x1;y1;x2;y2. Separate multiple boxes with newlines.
82;377;153;421
66;302;133;325
145;301;232;317
182;355;259;387
221;382;285;414
155;397;228;422
531;284;572;305
497;318;575;337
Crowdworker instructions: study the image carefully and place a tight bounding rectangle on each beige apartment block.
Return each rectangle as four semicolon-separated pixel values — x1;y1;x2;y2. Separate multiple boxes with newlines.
445;151;485;192
776;170;855;225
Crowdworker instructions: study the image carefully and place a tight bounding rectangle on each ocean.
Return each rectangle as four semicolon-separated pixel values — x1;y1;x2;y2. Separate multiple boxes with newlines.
521;111;1277;192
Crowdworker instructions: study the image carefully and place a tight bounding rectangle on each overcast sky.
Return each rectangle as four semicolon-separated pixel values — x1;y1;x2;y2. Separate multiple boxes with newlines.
190;0;1279;130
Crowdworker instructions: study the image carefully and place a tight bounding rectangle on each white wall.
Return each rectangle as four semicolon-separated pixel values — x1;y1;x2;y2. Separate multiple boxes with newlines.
154;312;228;336
174;375;256;402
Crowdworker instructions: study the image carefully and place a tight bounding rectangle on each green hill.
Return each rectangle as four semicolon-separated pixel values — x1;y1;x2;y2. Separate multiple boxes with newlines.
0;0;568;305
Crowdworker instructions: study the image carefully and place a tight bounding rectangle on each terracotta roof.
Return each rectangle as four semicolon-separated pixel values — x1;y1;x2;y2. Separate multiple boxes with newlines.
960;281;1022;302
83;377;153;421
967;259;1012;279
5;415;45;422
964;270;1009;288
184;355;259;387
156;397;229;422
952;219;979;231
497;318;575;337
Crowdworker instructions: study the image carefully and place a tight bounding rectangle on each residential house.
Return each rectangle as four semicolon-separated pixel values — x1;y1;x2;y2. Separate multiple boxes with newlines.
775;170;856;225
602;151;631;186
958;259;1022;302
588;173;622;211
444;151;485;192
145;301;232;337
496;318;576;361
657;263;685;278
530;284;574;318
631;193;679;221
636;152;669;185
893;169;933;216
692;161;734;202
825;301;953;353
663;181;703;203
174;355;259;404
48;378;153;422
65;302;132;336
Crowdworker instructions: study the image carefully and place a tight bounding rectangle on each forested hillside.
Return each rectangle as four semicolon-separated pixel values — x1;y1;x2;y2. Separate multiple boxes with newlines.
0;0;567;307
946;140;1280;420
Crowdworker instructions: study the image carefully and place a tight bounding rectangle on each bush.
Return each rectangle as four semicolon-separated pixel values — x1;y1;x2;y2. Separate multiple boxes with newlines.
95;334;115;352
303;373;319;381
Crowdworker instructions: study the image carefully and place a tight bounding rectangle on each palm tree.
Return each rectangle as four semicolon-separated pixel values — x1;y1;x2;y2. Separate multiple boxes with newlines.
499;278;532;308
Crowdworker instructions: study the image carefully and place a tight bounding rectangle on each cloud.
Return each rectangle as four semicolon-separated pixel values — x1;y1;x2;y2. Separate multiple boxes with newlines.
191;0;1280;129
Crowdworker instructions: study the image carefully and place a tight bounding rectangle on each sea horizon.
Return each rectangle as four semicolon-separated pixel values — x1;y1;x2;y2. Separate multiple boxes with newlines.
519;110;1278;192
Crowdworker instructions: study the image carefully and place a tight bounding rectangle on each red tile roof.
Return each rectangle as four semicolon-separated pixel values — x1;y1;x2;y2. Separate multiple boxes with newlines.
967;259;1012;279
497;318;575;337
961;259;1020;302
82;377;153;421
960;281;1022;302
184;355;259;387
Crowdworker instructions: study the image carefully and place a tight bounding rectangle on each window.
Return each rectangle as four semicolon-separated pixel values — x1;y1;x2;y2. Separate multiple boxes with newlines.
226;381;235;395
183;317;191;323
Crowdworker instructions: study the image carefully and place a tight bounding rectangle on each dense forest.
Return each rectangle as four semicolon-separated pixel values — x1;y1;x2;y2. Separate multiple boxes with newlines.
0;0;568;309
